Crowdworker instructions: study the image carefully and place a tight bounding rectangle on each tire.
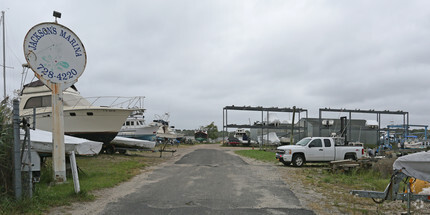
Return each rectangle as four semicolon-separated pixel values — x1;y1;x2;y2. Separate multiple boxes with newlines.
281;160;291;166
106;145;115;154
292;154;305;167
344;154;356;160
118;149;127;154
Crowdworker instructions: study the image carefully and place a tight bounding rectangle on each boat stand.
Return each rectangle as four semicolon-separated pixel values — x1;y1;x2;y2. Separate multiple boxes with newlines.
158;138;177;158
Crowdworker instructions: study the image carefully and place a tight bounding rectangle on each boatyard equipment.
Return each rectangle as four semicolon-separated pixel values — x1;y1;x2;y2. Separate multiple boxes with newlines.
351;151;430;214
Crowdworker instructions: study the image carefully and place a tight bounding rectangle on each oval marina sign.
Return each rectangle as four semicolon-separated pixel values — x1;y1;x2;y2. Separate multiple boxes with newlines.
23;22;86;87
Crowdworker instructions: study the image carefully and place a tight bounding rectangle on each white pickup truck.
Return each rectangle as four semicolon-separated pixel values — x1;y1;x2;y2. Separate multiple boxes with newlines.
276;137;364;167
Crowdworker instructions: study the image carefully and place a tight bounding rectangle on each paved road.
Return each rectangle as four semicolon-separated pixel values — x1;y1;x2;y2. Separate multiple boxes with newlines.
101;147;315;215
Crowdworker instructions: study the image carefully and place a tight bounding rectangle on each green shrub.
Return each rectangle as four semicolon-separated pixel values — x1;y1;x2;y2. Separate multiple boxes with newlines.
0;99;13;196
371;157;396;178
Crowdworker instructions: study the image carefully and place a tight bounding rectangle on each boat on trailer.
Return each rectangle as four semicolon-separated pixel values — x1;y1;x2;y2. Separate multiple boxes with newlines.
351;151;430;212
194;127;208;142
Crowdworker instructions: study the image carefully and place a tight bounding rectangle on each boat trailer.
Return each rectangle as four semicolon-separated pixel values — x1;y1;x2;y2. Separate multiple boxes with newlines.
351;170;430;202
351;151;430;214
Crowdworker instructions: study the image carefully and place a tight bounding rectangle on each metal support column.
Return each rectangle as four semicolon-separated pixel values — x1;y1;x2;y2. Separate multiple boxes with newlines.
318;109;322;136
266;111;269;147
260;110;263;149
298;111;301;140
377;113;381;146
407;113;409;137
305;110;308;137
222;108;224;144
24;122;32;198
290;106;296;144
349;111;352;142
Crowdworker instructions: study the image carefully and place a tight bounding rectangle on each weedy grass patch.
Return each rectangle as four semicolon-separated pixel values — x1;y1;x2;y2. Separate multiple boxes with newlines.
319;168;390;191
235;149;277;163
234;148;414;214
298;165;412;214
0;152;159;214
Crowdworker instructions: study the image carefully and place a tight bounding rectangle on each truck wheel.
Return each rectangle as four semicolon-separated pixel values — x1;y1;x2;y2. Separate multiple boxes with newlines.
292;154;305;167
345;154;356;160
281;160;291;166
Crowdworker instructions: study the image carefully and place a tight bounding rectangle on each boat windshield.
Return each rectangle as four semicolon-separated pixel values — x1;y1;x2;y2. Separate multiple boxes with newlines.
296;138;312;146
63;94;91;107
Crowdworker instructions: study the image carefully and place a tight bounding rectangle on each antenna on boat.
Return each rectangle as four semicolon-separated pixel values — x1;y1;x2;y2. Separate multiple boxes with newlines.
19;64;29;93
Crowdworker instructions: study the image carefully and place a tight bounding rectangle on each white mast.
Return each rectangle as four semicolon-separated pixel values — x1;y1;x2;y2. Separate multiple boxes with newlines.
2;11;5;99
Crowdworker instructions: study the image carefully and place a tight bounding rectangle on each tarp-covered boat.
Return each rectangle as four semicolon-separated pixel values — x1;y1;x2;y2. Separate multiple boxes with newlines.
22;129;103;155
351;151;430;204
258;132;281;145
393;151;430;182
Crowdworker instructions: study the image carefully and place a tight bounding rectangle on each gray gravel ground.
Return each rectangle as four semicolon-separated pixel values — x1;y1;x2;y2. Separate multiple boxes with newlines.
49;144;315;215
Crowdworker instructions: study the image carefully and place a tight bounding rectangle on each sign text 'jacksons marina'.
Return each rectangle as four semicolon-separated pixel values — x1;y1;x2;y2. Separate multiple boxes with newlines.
23;22;86;85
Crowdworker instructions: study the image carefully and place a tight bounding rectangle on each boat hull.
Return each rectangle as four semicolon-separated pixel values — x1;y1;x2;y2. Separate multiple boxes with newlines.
21;107;133;143
111;136;156;149
194;131;208;142
118;125;159;141
117;134;157;141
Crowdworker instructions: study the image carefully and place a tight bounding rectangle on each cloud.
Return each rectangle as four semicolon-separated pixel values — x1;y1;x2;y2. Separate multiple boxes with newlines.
3;0;430;129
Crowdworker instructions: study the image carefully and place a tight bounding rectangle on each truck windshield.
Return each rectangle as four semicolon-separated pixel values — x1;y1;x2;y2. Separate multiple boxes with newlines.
296;138;312;146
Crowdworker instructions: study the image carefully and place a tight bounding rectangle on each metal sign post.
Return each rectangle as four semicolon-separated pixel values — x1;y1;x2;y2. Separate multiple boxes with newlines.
12;99;22;199
23;14;86;183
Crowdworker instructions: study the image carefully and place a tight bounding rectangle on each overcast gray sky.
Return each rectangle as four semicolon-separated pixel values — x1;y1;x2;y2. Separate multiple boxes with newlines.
2;0;430;129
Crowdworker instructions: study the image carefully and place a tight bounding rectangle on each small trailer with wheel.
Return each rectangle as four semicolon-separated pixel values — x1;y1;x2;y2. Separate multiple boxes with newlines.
351;151;430;214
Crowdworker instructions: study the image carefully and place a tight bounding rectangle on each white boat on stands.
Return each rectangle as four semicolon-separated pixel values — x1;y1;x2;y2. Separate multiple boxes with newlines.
117;109;162;141
22;129;102;156
111;136;156;149
19;80;137;144
402;136;430;149
155;113;180;139
234;128;253;145
105;136;156;154
156;124;178;139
